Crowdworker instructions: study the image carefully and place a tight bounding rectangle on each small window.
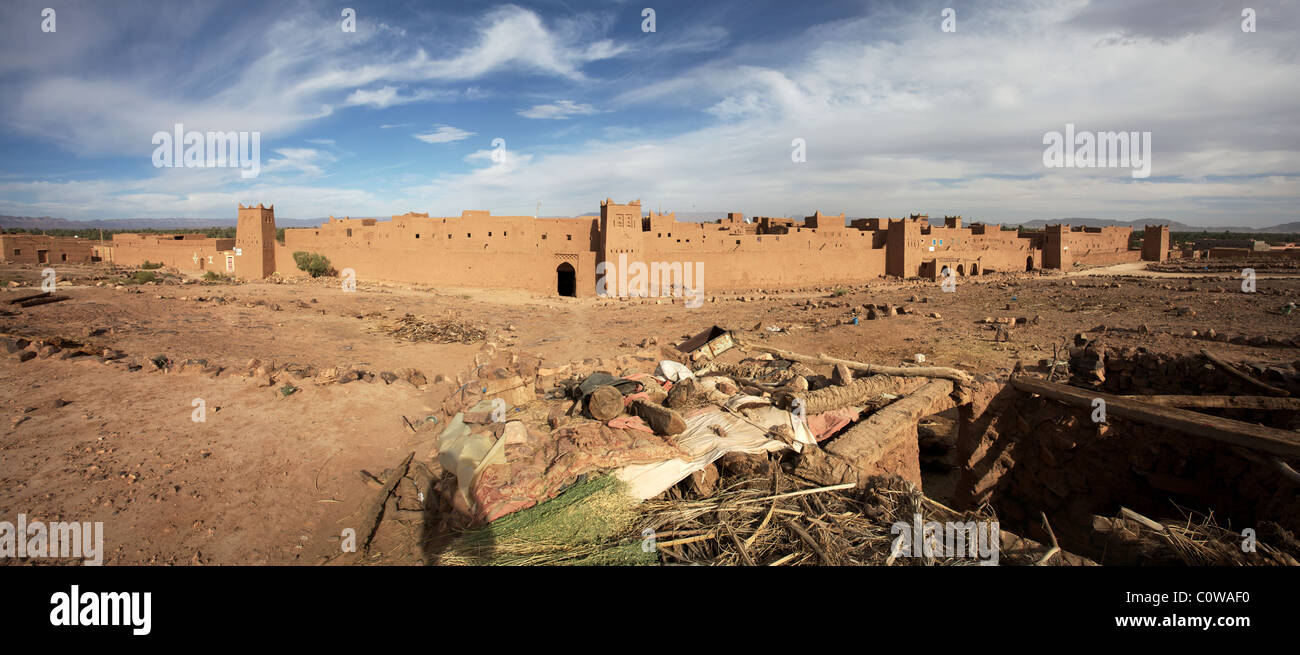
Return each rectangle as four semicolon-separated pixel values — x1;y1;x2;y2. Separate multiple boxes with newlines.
415;234;420;239
488;232;493;237
566;235;572;241
448;234;452;239
13;249;20;256
467;233;472;238
346;228;352;237
735;240;741;244
61;253;68;261
542;234;548;240
504;231;508;237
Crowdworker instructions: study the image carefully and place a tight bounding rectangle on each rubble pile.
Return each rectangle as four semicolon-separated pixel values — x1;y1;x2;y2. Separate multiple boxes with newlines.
375;313;489;344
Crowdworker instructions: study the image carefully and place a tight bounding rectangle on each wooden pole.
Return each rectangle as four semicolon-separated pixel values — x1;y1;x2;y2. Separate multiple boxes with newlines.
628;399;687;436
1200;349;1289;397
737;341;974;386
1011;376;1300;459
20;295;70;308
1118;395;1300;410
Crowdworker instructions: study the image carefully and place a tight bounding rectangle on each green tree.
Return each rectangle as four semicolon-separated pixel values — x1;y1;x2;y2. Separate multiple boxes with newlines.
292;251;332;277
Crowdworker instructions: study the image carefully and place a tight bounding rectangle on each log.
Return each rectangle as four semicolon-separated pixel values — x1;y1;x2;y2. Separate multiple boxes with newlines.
826;380;956;464
586;385;624;421
779;374;914;415
737;341;973;386
665;377;727;409
360;452;413;553
20;295;70;308
1200;349;1289;397
628;399;687;436
1118;395;1300;410
1011;376;1300;459
6;292;49;305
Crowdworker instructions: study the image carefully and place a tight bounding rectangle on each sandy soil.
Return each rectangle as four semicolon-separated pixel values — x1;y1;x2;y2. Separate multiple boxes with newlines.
2;260;1297;565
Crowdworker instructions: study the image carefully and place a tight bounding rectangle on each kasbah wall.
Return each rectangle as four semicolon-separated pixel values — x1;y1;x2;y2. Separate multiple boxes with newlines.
0;234;95;265
87;201;1173;297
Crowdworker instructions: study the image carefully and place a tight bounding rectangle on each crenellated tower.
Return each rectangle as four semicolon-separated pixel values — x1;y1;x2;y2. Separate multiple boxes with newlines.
234;203;277;279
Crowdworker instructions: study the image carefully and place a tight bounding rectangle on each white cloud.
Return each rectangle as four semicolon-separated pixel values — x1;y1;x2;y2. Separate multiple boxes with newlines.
517;100;598;120
414;125;474;144
263;148;337;176
2;5;619;154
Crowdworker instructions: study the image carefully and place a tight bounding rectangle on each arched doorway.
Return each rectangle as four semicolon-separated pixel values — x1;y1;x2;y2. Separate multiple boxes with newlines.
956;264;965;277
1025;256;1034;271
556;262;576;297
970;262;980;276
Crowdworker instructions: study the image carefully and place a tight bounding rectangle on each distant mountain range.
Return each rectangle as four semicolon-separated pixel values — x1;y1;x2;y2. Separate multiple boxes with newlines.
3;213;1298;234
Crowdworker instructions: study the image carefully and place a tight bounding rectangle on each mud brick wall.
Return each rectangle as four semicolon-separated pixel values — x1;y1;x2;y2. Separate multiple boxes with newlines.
1086;348;1300;398
956;378;1300;560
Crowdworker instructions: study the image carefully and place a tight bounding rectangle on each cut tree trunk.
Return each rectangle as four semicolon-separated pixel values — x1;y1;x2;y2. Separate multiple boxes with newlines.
737;341;973;386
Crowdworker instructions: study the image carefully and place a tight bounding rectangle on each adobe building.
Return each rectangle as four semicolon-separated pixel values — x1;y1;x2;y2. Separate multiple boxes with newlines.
102;199;1160;296
0;234;95;265
98;232;236;273
1142;225;1170;262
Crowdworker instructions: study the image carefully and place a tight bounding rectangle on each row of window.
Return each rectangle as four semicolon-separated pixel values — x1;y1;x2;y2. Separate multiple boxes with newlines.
328;229;574;241
10;249;69;261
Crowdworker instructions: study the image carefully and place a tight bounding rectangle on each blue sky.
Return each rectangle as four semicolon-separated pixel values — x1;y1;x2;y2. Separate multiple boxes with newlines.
0;0;1297;225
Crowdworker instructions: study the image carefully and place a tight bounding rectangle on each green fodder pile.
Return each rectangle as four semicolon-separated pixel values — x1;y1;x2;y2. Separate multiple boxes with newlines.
437;475;656;566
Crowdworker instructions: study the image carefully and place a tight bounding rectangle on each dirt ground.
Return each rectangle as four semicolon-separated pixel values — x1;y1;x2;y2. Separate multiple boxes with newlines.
2;259;1298;565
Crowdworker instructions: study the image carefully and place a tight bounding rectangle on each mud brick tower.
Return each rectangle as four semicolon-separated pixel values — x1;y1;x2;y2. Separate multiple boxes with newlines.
1143;224;1170;262
599;197;644;272
235;203;277;279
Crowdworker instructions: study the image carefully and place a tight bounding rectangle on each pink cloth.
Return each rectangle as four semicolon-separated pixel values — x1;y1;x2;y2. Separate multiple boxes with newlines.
807;407;861;442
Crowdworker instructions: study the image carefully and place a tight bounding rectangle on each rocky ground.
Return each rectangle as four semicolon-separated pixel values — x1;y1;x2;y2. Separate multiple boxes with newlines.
2;259;1298;565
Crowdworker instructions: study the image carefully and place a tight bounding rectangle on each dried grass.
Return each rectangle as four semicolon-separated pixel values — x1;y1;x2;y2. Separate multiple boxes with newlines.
375;313;488;344
638;470;1000;566
1120;506;1300;566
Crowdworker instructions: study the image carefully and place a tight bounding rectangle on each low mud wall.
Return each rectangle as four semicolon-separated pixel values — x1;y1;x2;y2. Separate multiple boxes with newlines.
955;374;1300;562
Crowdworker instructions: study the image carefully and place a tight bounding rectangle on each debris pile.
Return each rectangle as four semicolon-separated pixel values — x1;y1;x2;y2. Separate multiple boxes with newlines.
375;313;488;344
400;326;990;565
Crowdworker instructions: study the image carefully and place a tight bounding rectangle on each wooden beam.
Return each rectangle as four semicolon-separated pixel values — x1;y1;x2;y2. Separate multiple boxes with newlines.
1118;395;1300;411
20;295;70;308
1011;376;1300;459
6;292;49;305
826;380;955;462
1200;349;1289;397
737;341;974;386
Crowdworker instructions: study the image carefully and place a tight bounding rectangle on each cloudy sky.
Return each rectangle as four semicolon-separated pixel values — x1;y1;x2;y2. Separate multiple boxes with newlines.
0;0;1296;225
